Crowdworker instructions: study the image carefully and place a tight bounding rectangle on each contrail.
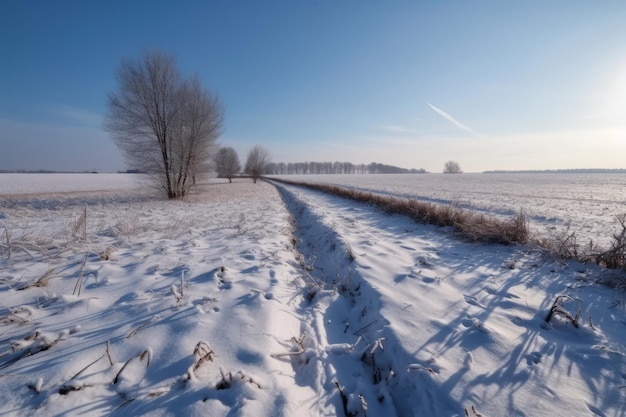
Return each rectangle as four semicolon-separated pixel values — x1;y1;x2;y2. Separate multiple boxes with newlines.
427;103;476;134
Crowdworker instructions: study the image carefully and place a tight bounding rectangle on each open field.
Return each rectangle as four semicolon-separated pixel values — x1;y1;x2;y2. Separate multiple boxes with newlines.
0;174;625;416
271;173;626;248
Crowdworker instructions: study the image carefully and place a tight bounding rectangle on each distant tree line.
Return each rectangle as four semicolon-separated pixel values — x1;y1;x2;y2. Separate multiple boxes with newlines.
267;161;426;175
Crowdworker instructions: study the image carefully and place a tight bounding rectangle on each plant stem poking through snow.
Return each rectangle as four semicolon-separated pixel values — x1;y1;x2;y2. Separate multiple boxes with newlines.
1;332;65;370
187;341;215;379
112;349;152;385
72;255;88;296
361;338;386;384
70;352;106;380
26;378;43;394
216;368;261;390
180;270;185;298
171;284;183;303
545;295;581;328
271;333;307;358
464;405;483;416
106;340;114;365
3;226;11;259
334;380;367;417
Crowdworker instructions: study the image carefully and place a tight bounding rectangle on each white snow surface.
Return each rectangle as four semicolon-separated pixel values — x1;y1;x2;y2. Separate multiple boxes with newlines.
271;173;626;248
0;176;625;417
0;173;146;195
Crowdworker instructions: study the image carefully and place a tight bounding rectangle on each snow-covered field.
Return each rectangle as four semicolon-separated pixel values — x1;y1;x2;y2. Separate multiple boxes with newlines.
0;174;625;416
0;173;145;195
271;173;626;248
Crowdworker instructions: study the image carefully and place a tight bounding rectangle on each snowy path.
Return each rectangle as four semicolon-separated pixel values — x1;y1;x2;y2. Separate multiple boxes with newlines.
273;181;626;417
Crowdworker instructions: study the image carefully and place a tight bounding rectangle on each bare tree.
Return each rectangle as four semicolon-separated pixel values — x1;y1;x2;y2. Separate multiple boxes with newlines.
173;75;223;187
443;160;463;174
104;51;223;198
244;146;272;183
215;146;241;183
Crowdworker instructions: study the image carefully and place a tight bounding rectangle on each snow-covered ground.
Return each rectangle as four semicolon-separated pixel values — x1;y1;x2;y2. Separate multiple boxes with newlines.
0;176;625;416
0;173;145;195
271;173;626;248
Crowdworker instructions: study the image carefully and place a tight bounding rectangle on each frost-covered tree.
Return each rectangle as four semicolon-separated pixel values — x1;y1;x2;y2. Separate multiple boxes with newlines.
105;51;223;198
443;160;463;174
215;147;241;183
244;146;272;183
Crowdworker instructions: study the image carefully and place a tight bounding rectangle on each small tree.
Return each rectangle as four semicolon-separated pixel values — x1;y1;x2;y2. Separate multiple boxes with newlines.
244;146;272;183
443;160;463;174
105;51;223;199
215;147;241;183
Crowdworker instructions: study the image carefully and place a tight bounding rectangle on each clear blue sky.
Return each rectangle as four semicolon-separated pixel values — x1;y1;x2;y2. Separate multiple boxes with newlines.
1;1;625;172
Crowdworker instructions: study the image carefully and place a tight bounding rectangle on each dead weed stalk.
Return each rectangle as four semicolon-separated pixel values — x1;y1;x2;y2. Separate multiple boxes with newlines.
112;349;151;385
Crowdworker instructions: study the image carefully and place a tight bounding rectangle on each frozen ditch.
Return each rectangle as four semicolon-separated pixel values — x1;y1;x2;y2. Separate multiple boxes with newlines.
275;182;467;416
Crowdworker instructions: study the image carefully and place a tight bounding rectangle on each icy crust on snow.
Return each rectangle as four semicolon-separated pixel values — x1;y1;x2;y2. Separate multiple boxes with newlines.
0;177;625;417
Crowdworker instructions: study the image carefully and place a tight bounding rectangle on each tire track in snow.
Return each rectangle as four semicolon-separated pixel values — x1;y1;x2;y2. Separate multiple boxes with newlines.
272;181;461;417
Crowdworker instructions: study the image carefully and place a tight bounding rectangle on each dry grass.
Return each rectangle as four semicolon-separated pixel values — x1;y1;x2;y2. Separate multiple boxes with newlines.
14;268;55;291
270;178;626;278
539;214;626;278
1;331;65;370
270;178;529;245
72;256;88;296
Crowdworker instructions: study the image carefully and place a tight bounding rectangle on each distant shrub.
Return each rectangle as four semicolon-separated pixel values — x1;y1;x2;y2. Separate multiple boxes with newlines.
538;214;626;276
443;160;463;174
588;214;626;270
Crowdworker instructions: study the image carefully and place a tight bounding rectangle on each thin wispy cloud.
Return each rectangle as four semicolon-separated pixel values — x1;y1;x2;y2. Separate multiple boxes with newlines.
427;102;476;134
379;125;418;134
55;105;102;126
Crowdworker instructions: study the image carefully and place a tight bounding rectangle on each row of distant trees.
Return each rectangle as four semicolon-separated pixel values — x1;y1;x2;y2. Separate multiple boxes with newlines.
267;162;426;175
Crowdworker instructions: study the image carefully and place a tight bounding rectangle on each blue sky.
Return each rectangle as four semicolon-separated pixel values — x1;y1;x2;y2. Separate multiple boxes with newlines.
1;1;625;172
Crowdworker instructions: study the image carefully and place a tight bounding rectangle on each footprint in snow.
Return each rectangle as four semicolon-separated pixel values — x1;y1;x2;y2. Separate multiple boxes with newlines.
526;352;542;366
407;358;441;374
511;316;525;326
461;316;489;334
464;294;484;308
461;316;474;328
483;285;499;295
415;256;433;268
218;279;232;290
